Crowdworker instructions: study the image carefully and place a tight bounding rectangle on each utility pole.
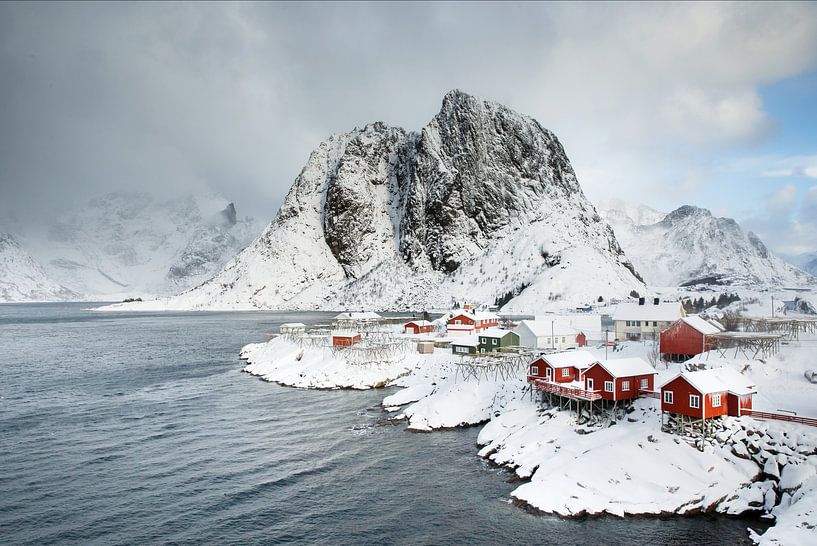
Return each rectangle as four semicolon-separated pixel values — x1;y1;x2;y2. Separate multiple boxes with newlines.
771;296;775;318
605;329;609;359
551;320;555;350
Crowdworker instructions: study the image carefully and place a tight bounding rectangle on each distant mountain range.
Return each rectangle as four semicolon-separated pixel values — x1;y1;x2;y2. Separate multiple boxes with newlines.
1;192;259;302
599;202;814;288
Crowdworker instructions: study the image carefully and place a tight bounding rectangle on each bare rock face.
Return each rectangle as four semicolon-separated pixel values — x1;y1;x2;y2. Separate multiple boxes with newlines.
159;90;644;311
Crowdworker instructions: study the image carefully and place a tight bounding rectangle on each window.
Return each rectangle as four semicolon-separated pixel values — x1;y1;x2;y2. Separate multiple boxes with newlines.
636;321;641;326
640;378;649;390
546;337;551;344
622;380;630;391
712;394;721;407
690;394;700;409
653;321;658;327
587;378;594;390
455;320;461;325
480;338;486;344
625;321;631;327
561;368;570;377
561;337;566;343
455;346;467;354
531;365;539;376
664;390;673;404
492;339;497;345
604;381;614;392
480;348;486;353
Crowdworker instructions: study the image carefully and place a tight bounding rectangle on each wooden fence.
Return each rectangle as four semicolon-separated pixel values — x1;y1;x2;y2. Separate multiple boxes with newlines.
742;409;817;428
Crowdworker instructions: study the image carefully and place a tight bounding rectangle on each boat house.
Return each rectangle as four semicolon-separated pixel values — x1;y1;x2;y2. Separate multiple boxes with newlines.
404;320;434;335
659;315;722;361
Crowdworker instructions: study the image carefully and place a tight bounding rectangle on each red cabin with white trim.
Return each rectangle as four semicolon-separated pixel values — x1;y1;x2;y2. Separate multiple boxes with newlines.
404;320;434;335
527;350;598;384
660;368;755;419
659;315;722;361
582;358;657;401
447;311;499;334
332;333;361;347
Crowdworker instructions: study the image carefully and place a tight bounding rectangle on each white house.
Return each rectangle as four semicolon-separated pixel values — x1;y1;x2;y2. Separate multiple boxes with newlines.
279;322;306;335
513;319;581;350
536;314;603;342
612;299;684;341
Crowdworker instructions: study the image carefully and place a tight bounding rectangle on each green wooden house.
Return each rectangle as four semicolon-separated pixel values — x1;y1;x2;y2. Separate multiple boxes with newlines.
478;328;520;353
451;335;480;355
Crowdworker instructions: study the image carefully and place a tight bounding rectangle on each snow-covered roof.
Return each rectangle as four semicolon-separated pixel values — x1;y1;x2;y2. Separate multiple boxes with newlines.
452;335;480;347
514;319;578;337
612;302;683;322
663;367;755;396
450;311;499;321
332;331;361;337
280;322;306;328
680;315;722;335
335;311;382;320
405;320;433;326
542;350;598;369
593;357;657;378
535;315;601;334
478;328;516;339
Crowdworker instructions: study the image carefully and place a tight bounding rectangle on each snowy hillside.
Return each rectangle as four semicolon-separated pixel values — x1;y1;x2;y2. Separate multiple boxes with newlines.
601;203;814;288
787;251;817;277
120;90;644;312
17;192;259;299
0;233;76;302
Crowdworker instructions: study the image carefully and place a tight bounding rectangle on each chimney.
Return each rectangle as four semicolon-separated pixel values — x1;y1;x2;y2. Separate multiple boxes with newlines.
638;297;645;306
653;298;660;305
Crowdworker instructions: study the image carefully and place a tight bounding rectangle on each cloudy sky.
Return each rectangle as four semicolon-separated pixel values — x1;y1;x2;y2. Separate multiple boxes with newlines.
1;2;817;255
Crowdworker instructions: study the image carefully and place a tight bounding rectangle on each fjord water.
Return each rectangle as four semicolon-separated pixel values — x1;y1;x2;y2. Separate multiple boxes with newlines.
0;303;761;544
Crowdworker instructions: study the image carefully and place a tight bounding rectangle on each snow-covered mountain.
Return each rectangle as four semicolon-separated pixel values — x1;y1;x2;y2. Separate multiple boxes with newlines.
16;192;259;299
600;203;814;288
787;252;817;277
130;90;644;312
0;233;76;302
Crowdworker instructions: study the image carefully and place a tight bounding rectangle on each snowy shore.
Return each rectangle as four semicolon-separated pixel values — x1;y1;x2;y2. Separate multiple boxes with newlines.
240;333;817;543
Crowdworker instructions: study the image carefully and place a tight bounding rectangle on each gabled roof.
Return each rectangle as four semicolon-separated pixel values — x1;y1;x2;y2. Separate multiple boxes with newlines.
280;322;306;328
612;302;683;322
679;315;722;335
662;367;755;396
332;331;361;337
405;320;433;327
514;319;578;337
591;357;657;378
450;311;499;322
478;328;517;339
542;349;598;369
452;335;480;347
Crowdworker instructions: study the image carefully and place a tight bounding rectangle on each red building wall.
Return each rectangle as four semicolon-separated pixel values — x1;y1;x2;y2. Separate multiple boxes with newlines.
659;321;715;357
660;376;729;419
449;314;476;327
576;332;587;347
528;358;581;383
332;334;361;347
583;364;655;401
404;323;433;334
726;393;753;416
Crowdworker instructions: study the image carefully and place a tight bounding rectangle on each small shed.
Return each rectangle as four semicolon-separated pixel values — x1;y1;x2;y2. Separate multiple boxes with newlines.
528;350;598;383
660;367;755;420
451;335;480;355
280;322;306;335
659;315;722;361
416;341;435;354
404;320;434;335
583;358;657;401
477;328;519;353
332;332;361;347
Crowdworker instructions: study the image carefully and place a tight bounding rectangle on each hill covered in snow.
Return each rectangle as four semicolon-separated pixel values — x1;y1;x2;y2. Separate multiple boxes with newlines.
600;202;814;288
0;233;76;302
121;90;644;312
10;192;259;300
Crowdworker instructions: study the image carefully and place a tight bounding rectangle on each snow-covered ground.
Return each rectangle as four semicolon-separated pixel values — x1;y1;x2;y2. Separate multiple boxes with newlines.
244;327;817;543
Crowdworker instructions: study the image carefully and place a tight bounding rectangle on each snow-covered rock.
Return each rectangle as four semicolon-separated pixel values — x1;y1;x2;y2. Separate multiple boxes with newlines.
600;202;814;288
0;232;76;302
113;90;644;312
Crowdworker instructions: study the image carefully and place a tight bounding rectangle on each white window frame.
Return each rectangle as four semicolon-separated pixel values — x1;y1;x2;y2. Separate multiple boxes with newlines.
561;368;570;377
455;346;467;354
492;339;497;345
640;378;649;390
622;380;630;391
531;365;539;376
545;367;553;380
664;390;673;404
604;381;614;392
587;378;594;390
689;394;700;409
455;320;461;325
712;394;721;407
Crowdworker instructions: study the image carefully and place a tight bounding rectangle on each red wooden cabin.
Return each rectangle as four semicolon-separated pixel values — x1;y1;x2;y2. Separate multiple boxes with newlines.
332;333;361;347
576;332;587;347
447;311;499;334
404;320;434;335
582;358;657;402
659;316;722;361
660;368;755;419
528;350;598;384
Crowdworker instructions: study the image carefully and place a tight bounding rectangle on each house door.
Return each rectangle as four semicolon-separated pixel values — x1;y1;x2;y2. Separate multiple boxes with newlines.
545;368;552;381
586;378;594;390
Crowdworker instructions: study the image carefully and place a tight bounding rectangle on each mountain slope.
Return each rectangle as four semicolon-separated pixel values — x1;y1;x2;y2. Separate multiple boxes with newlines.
130;90;643;312
0;233;76;302
21;192;259;299
601;203;814;288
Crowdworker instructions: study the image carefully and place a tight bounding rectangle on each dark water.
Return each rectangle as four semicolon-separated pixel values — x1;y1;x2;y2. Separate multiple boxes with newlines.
0;303;765;544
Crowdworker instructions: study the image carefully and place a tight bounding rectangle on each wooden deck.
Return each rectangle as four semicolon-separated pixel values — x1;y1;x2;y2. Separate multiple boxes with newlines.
530;378;602;401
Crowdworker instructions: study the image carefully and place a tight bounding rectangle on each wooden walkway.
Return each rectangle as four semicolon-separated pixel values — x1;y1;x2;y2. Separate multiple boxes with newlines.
742;409;817;428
